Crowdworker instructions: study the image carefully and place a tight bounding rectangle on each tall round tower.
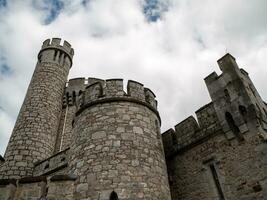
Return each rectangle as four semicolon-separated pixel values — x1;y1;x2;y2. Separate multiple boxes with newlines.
69;79;171;200
0;38;74;178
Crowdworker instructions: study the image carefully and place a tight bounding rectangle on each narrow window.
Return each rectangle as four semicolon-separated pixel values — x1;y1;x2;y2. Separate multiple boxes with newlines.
209;163;225;200
225;112;244;141
224;89;230;102
239;105;248;123
63;54;66;65
53;50;57;61
110;191;119;200
73;91;76;104
172;132;178;145
44;163;49;169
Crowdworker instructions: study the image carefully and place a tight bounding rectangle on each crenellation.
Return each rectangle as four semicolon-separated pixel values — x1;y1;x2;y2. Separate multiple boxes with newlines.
41;38;74;58
127;80;145;101
80;79;159;114
83;81;103;104
204;71;218;85
106;79;125;96
144;87;157;109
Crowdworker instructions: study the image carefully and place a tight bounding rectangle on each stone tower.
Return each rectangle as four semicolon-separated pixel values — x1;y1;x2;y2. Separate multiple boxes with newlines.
205;53;267;140
0;38;74;178
68;79;171;199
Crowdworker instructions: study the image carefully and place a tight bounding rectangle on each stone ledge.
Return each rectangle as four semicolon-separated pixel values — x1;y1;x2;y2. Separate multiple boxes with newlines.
19;176;47;184
0;179;16;186
50;174;77;182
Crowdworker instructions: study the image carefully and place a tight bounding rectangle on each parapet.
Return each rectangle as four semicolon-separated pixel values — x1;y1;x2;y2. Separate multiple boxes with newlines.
63;77;105;107
162;102;222;158
77;79;158;117
38;38;74;67
41;38;74;58
33;148;69;176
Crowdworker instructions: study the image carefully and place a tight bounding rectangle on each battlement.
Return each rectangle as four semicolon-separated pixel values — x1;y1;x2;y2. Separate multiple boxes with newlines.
162;102;222;157
63;77;104;107
78;79;158;112
38;38;74;67
41;38;74;57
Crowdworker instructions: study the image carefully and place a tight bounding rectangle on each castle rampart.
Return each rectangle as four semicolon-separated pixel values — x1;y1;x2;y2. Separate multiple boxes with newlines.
69;79;171;199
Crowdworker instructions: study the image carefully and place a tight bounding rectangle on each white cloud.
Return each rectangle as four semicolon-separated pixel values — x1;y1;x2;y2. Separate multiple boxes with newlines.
0;0;267;155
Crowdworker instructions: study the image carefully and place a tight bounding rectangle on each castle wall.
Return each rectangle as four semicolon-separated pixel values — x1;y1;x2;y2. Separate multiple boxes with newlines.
69;79;171;200
163;53;267;200
165;130;267;200
54;77;103;153
0;38;74;178
0;175;76;200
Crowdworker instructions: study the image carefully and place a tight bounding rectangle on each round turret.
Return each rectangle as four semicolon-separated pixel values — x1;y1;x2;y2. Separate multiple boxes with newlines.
0;38;74;178
69;79;171;200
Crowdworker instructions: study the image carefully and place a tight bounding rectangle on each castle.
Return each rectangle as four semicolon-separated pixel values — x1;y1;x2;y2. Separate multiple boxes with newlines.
0;38;266;200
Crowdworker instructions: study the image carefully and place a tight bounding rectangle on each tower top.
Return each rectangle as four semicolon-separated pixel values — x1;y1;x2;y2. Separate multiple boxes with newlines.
38;38;74;66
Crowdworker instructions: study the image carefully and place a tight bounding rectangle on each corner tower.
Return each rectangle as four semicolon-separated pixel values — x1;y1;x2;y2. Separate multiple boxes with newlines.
205;53;267;140
69;79;171;200
0;38;74;178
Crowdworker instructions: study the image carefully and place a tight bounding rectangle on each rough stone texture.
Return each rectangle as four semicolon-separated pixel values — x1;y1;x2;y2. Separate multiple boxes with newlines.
0;175;76;200
162;54;267;200
0;39;266;200
69;79;171;200
0;38;73;179
54;105;77;152
47;179;75;200
33;148;69;176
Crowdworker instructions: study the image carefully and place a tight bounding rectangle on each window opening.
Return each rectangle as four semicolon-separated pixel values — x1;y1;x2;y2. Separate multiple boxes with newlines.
53;50;57;61
73;91;76;104
209;163;225;200
225;112;244;141
224;89;231;102
239;105;248;123
110;191;119;200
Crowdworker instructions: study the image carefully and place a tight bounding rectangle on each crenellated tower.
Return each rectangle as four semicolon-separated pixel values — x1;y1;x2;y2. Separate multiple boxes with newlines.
0;38;74;178
68;79;171;200
204;53;267;141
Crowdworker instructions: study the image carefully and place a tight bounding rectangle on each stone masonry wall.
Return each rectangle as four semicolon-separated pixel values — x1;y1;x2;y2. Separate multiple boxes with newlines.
54;77;103;153
0;38;73;179
162;102;222;157
69;79;171;200
0;175;76;200
163;54;267;200
166;130;267;200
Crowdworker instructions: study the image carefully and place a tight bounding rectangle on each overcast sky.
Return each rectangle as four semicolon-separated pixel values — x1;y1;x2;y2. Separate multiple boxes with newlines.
0;0;267;155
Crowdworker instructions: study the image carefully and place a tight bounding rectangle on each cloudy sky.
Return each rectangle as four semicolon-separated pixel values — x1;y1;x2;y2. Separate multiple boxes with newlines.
1;0;267;155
